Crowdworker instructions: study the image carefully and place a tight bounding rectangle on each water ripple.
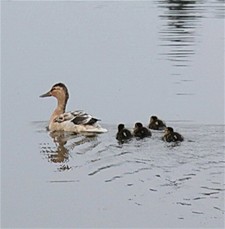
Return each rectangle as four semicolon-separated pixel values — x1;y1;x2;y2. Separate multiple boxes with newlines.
192;211;204;215
201;192;220;196
213;207;225;213
38;124;224;225
177;202;192;206
201;186;225;192
88;162;124;176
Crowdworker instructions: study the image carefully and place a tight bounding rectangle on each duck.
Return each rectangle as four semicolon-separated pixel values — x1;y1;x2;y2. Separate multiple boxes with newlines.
162;127;184;142
40;83;107;133
133;122;152;139
116;124;133;142
148;115;166;130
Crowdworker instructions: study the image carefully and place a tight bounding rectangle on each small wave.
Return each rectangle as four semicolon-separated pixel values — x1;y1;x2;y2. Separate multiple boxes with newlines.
201;186;225;192
88;162;124;176
48;180;79;183
213;207;225;213
192;211;204;215
193;197;206;201
105;176;123;183
177;202;191;206
201;192;220;196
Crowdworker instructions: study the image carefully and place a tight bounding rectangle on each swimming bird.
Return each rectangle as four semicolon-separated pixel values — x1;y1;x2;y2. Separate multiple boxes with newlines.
162;127;184;142
40;83;107;133
148;115;166;130
133;122;152;139
116;124;133;142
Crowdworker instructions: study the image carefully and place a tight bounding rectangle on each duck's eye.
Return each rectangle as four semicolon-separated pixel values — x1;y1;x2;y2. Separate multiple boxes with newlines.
51;87;58;91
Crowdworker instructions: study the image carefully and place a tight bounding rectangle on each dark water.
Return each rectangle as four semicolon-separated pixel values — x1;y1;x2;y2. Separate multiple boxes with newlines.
1;0;224;228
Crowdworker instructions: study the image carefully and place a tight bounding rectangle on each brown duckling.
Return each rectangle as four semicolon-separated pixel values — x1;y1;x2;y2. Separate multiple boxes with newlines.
162;127;184;142
116;124;133;142
133;122;152;139
148;115;166;130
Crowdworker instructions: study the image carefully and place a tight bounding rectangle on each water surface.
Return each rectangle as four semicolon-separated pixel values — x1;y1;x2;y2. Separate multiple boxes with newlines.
2;122;225;228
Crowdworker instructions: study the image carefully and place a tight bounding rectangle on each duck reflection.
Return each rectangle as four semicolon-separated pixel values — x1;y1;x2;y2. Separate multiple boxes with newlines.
40;131;98;165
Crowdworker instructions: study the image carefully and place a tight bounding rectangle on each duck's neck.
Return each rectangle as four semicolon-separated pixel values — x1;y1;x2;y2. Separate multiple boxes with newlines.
50;96;67;123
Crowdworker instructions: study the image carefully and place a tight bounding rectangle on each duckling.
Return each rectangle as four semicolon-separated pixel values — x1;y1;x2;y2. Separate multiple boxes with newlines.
162;127;184;142
133;122;152;139
148;115;166;130
116;124;133;142
40;83;107;133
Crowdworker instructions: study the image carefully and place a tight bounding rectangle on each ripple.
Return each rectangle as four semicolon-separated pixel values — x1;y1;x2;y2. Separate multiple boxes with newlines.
88;162;124;176
192;211;204;215
48;180;79;183
104;167;152;183
105;176;123;183
201;192;220;196
201;186;225;192
193;197;206;201
177;202;191;206
213;207;225;213
177;177;192;182
115;151;133;157
123;167;152;176
149;188;157;192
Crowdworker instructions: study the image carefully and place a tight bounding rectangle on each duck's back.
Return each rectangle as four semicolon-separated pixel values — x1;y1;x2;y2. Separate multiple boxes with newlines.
116;129;132;141
49;111;107;133
149;120;166;130
134;127;151;139
163;132;183;142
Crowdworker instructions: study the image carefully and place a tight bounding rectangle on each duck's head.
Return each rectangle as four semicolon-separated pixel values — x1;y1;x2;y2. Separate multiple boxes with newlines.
150;116;158;122
134;122;143;129
118;124;125;131
40;83;69;103
165;127;174;134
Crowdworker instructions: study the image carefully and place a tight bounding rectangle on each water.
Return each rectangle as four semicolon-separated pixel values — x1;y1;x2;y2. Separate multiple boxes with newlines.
1;0;224;228
2;122;224;228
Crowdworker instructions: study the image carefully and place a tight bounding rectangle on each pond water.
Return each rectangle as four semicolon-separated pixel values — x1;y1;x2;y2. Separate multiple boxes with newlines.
1;1;224;228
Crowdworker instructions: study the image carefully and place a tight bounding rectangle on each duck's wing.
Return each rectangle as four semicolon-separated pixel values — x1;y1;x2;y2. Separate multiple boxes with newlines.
71;110;100;125
173;132;184;141
55;110;100;125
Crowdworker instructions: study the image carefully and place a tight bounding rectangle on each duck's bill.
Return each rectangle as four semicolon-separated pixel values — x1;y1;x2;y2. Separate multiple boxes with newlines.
40;91;52;98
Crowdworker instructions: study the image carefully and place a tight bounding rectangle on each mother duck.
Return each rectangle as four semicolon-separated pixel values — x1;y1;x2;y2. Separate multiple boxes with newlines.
40;83;107;133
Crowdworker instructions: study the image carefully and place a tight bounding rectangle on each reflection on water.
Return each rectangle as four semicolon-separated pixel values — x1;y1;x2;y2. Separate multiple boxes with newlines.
156;0;224;98
157;0;203;67
40;130;98;170
209;0;225;19
157;0;224;68
41;131;70;164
